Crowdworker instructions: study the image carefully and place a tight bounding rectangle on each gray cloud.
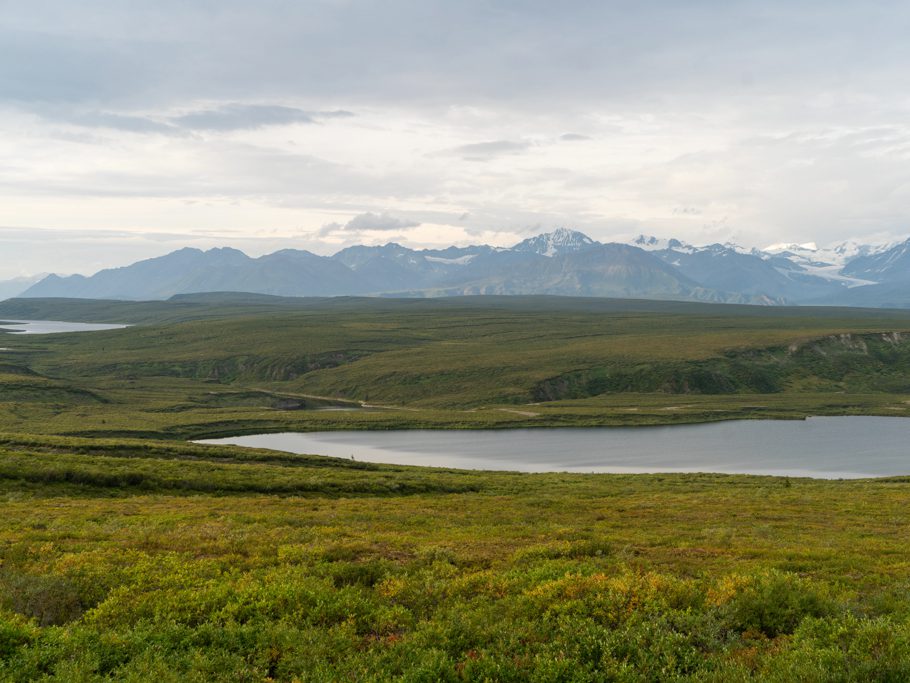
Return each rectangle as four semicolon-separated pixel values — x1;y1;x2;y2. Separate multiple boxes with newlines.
316;212;421;239
436;140;533;161
171;105;354;131
318;212;421;237
346;212;420;231
4;1;909;117
3;0;910;258
66;111;180;135
33;104;354;136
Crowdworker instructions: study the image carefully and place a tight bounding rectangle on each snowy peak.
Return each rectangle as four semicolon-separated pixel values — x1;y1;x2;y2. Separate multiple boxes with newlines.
762;239;896;271
764;242;819;254
829;239;897;263
842;238;910;281
705;242;752;256
629;234;900;270
623;234;891;290
631;235;694;253
511;228;597;257
630;235;759;256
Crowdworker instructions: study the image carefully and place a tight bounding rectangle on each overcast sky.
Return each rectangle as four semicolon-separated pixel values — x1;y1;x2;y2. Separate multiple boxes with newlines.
3;0;910;277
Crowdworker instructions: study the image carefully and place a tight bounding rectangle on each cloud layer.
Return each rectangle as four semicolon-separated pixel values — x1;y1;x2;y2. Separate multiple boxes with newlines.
2;1;910;277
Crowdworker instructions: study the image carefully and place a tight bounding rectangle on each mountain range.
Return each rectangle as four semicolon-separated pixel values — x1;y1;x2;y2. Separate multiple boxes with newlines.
8;228;910;307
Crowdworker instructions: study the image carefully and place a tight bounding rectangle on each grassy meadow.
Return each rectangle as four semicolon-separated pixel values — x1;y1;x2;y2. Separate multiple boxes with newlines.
3;294;910;679
3;295;910;437
3;436;910;680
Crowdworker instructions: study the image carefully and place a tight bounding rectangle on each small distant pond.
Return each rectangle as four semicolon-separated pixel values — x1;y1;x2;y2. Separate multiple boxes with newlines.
199;416;910;479
0;320;129;335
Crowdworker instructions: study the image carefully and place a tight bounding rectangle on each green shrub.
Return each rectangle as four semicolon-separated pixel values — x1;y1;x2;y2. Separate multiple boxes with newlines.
0;611;35;659
0;570;99;626
713;570;834;638
763;613;910;681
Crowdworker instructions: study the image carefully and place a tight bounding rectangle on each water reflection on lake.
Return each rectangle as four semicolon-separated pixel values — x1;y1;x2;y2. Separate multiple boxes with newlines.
0;320;128;335
199;416;910;479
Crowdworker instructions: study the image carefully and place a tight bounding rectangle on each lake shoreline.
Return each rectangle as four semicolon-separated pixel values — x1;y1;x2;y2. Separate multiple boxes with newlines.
0;319;129;334
197;415;910;479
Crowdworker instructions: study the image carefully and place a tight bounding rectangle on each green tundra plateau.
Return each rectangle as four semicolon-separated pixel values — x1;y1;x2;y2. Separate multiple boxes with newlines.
2;294;910;680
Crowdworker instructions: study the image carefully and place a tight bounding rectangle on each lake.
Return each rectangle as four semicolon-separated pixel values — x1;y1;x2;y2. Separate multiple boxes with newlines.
0;319;129;335
199;416;910;479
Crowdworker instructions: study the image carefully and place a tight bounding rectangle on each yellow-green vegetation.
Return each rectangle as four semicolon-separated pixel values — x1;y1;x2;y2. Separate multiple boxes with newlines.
2;435;910;680
3;295;910;437
4;295;910;679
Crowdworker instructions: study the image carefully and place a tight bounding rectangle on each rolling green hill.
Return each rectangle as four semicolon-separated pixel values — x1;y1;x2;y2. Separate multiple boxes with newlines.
3;295;910;437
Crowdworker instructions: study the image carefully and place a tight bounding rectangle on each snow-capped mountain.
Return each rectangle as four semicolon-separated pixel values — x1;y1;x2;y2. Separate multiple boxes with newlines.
15;228;910;308
512;228;596;257
623;233;910;303
630;235;697;253
633;234;756;256
763;240;893;268
841;238;910;282
763;241;820;256
758;243;876;288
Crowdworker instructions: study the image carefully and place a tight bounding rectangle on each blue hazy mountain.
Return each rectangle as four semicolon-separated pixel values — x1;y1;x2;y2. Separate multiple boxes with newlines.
0;274;46;301
17;229;910;307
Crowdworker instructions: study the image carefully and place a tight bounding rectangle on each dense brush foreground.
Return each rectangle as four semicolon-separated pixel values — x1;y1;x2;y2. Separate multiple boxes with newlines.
2;435;910;680
4;296;910;679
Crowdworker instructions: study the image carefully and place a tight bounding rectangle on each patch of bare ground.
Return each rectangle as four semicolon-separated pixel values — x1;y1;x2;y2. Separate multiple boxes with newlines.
496;408;541;417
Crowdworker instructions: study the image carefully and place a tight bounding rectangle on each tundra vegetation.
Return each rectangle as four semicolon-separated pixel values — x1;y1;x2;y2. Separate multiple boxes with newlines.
2;294;910;680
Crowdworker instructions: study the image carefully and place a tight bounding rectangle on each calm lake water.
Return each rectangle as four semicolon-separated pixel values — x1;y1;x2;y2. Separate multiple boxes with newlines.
0;319;128;335
199;416;910;479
